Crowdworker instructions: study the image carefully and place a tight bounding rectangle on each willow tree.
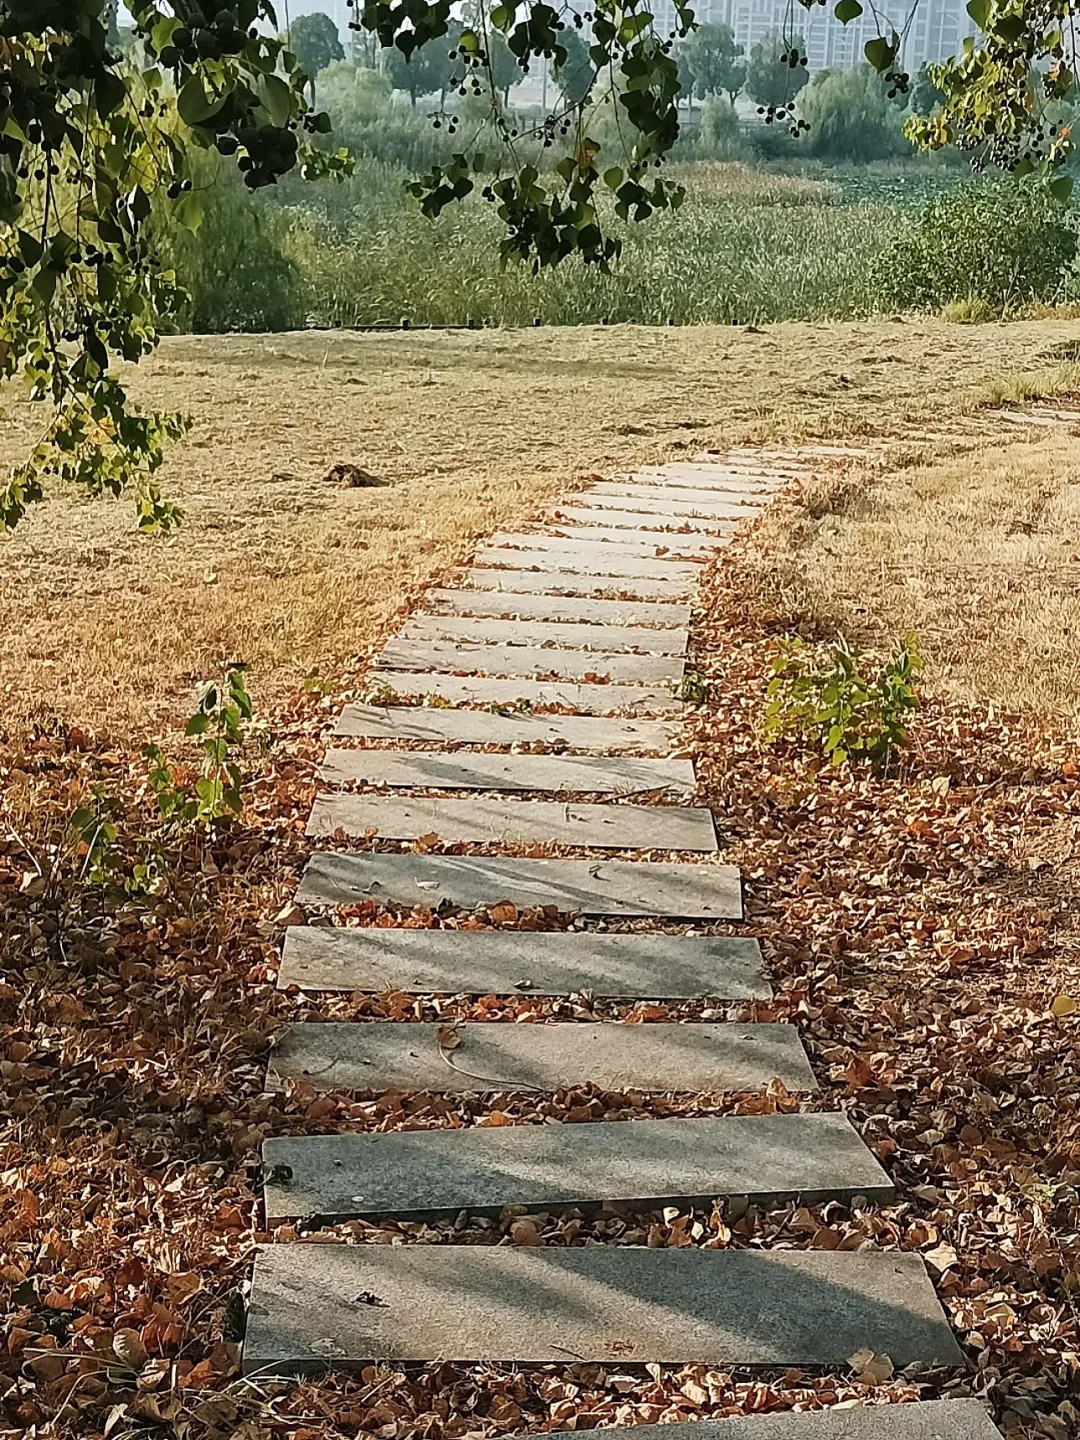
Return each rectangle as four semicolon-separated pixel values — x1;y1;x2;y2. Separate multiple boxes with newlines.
0;0;1074;530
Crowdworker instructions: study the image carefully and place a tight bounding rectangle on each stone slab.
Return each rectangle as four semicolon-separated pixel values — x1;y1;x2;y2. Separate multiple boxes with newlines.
402;615;688;655
461;568;694;601
243;1244;963;1374
375;640;684;684
428;588;691;627
261;1112;894;1222
277;928;769;998
479;535;711;565
320;749;695;794
586;481;770;511
334;705;677;752
626;464;788;490
364;672;681;714
541;1404;1001;1440
306;793;717;852
551;506;736;535
297;853;742;917
267;1021;816;1094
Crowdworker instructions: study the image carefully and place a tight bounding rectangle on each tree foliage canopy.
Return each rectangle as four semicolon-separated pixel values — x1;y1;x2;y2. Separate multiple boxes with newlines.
0;0;1078;530
289;10;345;99
680;22;745;104
745;31;810;113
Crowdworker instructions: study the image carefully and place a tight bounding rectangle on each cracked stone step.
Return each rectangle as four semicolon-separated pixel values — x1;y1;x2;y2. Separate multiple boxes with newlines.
584;481;771;512
242;1244;963;1375
306;793;717;852
550;506;737;535
428;588;691;627
319;748;695;794
479;533;713;565
364;672;681;714
375;640;684;684
338;702;676;748
333;704;677;752
402;614;688;654
459;567;695;601
261;1111;893;1223
628;464;793;489
267;1020;816;1095
297;852;742;917
541;1404;1001;1439
277;928;768;998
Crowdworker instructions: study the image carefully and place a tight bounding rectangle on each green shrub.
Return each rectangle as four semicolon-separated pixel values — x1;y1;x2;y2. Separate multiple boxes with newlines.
693;97;749;162
873;178;1077;314
763;634;922;772
798;67;907;163
162;164;308;333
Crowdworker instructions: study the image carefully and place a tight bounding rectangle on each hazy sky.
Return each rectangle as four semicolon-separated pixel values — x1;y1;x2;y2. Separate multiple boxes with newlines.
119;4;352;39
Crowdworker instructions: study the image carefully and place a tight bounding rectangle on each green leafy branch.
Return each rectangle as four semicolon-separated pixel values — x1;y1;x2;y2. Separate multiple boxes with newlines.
763;633;923;774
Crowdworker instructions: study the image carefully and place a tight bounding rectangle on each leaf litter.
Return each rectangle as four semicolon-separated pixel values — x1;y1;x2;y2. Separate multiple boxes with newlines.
2;485;1080;1439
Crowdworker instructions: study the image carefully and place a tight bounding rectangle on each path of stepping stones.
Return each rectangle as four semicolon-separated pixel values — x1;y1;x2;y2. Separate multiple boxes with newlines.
249;450;1001;1438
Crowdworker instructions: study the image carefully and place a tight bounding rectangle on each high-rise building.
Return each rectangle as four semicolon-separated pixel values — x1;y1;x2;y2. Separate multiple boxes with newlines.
652;0;976;76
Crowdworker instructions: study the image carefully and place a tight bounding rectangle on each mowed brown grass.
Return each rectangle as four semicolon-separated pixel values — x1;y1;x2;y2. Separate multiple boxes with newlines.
3;316;1080;744
746;420;1080;722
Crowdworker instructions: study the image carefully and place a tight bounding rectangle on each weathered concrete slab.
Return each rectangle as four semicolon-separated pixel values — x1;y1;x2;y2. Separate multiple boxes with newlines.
461;567;694;601
278;928;768;998
320;749;695;794
306;793;717;852
334;705;677;752
586;481;770;512
479;534;712;565
364;672;681;714
626;464;789;491
262;1112;893;1222
375;640;684;684
267;1021;816;1094
243;1245;963;1374
541;1404;1001;1440
551;506;737;535
297;853;742;917
428;588;690;627
332;701;675;748
402;615;688;654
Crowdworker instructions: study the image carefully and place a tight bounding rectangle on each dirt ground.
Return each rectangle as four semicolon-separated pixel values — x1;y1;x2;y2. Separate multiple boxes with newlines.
3;317;1080;746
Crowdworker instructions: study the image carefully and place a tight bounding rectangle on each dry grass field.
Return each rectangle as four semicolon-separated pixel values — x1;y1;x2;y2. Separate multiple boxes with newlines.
748;424;1080;722
4;316;1080;747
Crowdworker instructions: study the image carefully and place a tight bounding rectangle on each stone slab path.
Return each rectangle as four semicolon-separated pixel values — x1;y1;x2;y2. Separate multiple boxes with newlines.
306;792;718;850
278;927;769;998
584;481;770;511
297;852;744;916
402;614;689;653
250;452;971;1423
428;586;690;625
268;1020;817;1094
460;566;694;599
551;505;737;534
333;704;677;751
376;638;685;684
319;748;696;792
541;1406;1001;1439
474;539;707;572
262;1113;893;1222
243;1246;963;1374
365;671;681;713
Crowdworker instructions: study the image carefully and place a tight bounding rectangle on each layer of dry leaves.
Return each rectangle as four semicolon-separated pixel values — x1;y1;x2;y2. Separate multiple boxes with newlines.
4;447;1080;1440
